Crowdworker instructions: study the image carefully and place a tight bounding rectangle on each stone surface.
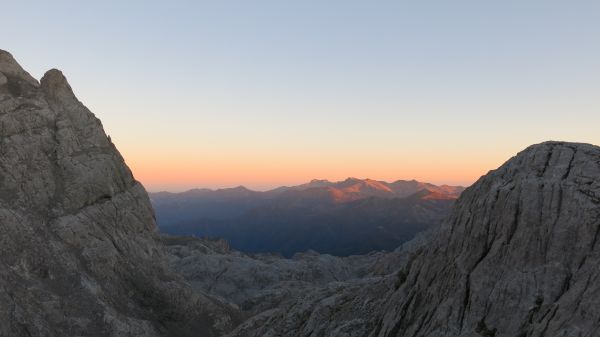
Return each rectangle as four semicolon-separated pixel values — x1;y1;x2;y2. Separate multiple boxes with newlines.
162;235;386;314
0;49;239;337
226;141;600;337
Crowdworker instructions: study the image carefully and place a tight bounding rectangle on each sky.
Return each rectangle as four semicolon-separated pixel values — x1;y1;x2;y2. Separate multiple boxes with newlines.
4;1;600;191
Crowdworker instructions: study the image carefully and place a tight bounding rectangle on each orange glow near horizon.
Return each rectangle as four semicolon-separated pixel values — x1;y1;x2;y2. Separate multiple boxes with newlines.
7;1;600;194
121;146;509;192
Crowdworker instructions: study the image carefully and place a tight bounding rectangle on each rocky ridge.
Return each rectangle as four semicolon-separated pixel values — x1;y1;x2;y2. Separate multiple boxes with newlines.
0;49;238;337
224;141;600;337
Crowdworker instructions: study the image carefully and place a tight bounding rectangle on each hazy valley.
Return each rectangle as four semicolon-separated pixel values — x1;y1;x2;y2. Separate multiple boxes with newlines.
151;179;463;256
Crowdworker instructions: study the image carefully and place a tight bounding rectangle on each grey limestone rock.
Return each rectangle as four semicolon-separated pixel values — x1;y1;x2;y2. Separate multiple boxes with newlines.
0;49;239;337
162;234;384;314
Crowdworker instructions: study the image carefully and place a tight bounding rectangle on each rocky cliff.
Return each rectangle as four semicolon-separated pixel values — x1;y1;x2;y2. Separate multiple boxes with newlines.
0;50;238;337
227;141;600;337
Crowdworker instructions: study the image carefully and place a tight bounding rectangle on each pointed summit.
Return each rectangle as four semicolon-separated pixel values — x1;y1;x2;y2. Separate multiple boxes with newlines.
0;49;38;87
40;68;76;99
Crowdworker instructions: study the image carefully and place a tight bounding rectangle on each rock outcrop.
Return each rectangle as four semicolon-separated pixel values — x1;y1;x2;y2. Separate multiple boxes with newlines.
162;235;385;314
0;50;238;337
227;141;600;337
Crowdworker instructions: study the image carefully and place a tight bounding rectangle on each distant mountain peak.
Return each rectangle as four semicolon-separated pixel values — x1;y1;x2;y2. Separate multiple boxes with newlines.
310;178;330;183
152;177;465;212
229;185;250;191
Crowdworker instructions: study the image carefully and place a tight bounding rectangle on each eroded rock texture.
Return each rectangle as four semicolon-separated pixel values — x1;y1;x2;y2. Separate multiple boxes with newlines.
0;50;238;337
162;234;387;315
228;142;600;337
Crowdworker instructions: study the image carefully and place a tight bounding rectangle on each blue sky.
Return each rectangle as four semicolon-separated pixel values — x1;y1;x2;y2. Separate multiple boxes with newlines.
4;1;600;191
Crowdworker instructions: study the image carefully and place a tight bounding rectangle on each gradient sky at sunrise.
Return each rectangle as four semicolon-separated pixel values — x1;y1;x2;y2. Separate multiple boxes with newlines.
5;1;600;191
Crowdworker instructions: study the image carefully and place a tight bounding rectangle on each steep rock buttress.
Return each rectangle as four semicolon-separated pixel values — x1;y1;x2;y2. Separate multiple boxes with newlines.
0;50;238;337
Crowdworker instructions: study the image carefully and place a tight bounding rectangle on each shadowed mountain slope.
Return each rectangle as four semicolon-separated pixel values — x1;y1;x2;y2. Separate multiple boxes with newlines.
152;179;463;256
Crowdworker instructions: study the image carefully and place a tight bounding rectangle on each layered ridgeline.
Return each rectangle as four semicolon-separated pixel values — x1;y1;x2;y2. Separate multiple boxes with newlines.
224;142;600;337
0;50;239;336
152;179;464;256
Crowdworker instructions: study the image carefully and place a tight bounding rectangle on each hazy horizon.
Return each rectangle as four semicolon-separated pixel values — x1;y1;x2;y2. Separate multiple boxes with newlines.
6;1;599;191
147;176;470;193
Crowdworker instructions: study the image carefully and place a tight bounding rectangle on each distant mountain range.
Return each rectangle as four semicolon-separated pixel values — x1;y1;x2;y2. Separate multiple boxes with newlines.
150;178;464;256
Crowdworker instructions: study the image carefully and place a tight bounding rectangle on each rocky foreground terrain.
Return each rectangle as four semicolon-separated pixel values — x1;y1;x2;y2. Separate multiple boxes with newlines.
2;49;600;337
161;232;432;314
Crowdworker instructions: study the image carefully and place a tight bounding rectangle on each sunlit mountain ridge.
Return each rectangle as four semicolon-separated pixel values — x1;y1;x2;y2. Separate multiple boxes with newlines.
150;178;464;256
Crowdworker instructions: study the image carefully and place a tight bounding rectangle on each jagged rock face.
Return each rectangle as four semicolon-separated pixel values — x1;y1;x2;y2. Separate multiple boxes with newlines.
377;142;600;337
228;142;600;337
0;50;237;337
